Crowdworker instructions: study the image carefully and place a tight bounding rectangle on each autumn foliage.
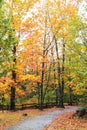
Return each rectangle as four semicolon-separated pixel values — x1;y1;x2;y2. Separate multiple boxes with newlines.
0;0;87;109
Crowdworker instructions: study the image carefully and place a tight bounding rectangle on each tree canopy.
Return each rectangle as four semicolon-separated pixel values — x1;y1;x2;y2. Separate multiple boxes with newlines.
0;0;87;110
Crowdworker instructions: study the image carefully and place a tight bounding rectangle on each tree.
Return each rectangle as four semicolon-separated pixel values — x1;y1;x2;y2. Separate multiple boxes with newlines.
1;0;87;110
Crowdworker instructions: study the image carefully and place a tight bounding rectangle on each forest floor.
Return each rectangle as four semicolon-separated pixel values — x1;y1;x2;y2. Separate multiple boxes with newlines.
6;106;78;130
0;106;87;130
44;111;87;130
0;107;60;130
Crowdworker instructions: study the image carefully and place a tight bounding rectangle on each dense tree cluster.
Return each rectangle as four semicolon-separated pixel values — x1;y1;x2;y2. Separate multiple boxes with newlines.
0;0;87;110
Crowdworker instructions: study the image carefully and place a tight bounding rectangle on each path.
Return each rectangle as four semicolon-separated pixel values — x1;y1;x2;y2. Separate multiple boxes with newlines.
7;106;78;130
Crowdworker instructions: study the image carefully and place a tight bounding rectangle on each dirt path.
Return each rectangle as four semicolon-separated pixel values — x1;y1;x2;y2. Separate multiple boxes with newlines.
7;106;78;130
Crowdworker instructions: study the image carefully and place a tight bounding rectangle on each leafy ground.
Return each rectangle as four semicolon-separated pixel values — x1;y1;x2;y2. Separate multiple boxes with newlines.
44;111;87;130
1;106;87;130
0;107;58;130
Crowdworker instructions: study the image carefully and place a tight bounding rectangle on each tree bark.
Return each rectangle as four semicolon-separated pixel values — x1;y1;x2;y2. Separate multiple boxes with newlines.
54;36;61;107
51;48;57;105
39;61;44;110
54;37;65;108
60;42;65;108
10;46;16;110
68;87;73;105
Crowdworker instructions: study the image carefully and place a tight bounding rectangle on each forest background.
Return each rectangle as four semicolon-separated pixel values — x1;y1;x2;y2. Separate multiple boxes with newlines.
0;0;87;110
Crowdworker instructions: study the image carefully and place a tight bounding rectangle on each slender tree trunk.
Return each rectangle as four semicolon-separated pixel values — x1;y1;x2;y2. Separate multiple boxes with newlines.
37;82;40;107
54;37;65;108
43;64;51;102
54;36;62;107
51;48;57;105
36;65;41;107
39;60;44;110
39;33;46;110
10;46;16;110
68;87;73;105
61;42;65;108
39;11;48;110
68;57;72;105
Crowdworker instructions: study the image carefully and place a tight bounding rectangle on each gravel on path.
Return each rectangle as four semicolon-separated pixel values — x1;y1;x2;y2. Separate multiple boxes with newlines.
7;106;78;130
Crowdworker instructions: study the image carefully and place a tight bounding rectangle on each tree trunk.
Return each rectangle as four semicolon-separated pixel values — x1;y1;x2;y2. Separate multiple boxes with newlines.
68;57;72;105
43;64;51;102
51;48;57;105
39;12;48;110
68;87;73;105
39;60;44;110
60;42;65;108
10;46;16;110
54;36;62;107
54;37;65;108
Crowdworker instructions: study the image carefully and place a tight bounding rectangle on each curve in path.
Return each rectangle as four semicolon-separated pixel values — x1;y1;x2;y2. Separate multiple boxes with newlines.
7;106;78;130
